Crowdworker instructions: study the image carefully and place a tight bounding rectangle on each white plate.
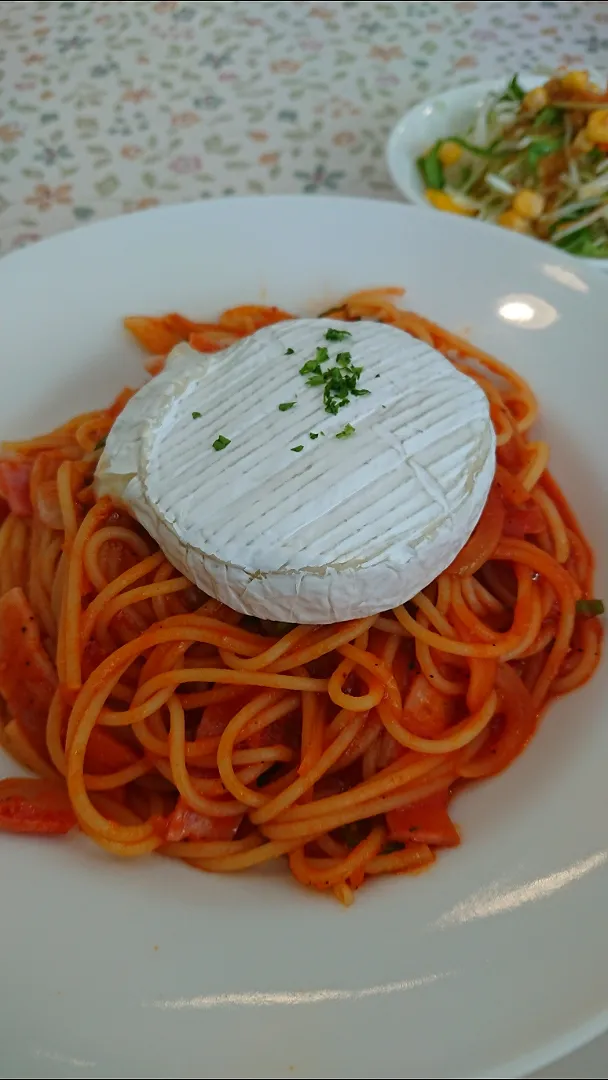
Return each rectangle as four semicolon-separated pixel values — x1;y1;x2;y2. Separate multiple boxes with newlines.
0;196;606;1080
386;74;608;268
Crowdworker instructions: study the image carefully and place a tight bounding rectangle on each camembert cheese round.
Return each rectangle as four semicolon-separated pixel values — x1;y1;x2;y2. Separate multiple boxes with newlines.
96;319;495;623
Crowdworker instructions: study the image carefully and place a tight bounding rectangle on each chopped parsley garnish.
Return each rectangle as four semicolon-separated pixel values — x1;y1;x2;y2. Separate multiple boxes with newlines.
94;435;107;451
212;435;231;451
576;598;605;617
336;422;355;439
299;355;324;377
291;444;304;453
285;347;295;355
323;359;367;415
278;401;296;411
191;411;202;419
309;432;319;440
296;335;370;418
325;327;352;342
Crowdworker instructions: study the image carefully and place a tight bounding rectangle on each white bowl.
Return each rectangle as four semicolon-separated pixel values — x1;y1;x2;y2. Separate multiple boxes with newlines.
386;74;608;267
0;197;607;1080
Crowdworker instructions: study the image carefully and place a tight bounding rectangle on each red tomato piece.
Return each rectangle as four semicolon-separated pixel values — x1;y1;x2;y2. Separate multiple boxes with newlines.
0;587;56;760
387;790;460;848
0;458;33;516
402;674;455;738
503;504;545;538
84;729;140;775
0;777;76;835
164;797;243;843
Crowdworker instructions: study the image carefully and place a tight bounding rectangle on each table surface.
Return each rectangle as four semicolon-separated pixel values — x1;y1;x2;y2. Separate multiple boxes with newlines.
1;1;607;1077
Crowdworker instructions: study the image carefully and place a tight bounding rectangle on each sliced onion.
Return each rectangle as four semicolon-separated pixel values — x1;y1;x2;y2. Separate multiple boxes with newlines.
551;203;608;242
485;173;516;196
542;197;603;224
578;172;608;200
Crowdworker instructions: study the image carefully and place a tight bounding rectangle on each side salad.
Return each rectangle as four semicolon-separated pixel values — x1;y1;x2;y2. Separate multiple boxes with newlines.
418;70;608;257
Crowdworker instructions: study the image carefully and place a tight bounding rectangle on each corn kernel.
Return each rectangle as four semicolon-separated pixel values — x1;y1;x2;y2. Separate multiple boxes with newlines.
425;189;474;215
438;140;463;167
586;109;608;145
572;129;594;155
497;210;529;233
512;189;545;220
561;70;589;93
522;86;549;115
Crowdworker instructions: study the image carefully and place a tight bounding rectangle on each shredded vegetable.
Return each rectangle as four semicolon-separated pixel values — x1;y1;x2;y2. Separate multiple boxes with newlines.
418;70;608;257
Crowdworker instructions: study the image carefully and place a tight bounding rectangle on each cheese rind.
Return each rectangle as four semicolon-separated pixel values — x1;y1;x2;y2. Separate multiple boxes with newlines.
96;319;495;622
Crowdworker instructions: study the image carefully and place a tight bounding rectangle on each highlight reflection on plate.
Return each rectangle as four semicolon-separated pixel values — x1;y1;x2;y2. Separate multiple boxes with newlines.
497;293;558;329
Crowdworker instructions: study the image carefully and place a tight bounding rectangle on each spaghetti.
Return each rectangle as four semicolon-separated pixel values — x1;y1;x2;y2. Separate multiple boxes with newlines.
0;289;602;905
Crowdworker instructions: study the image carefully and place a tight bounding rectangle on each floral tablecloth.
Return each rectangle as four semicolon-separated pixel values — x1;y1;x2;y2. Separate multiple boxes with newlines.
1;0;608;255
